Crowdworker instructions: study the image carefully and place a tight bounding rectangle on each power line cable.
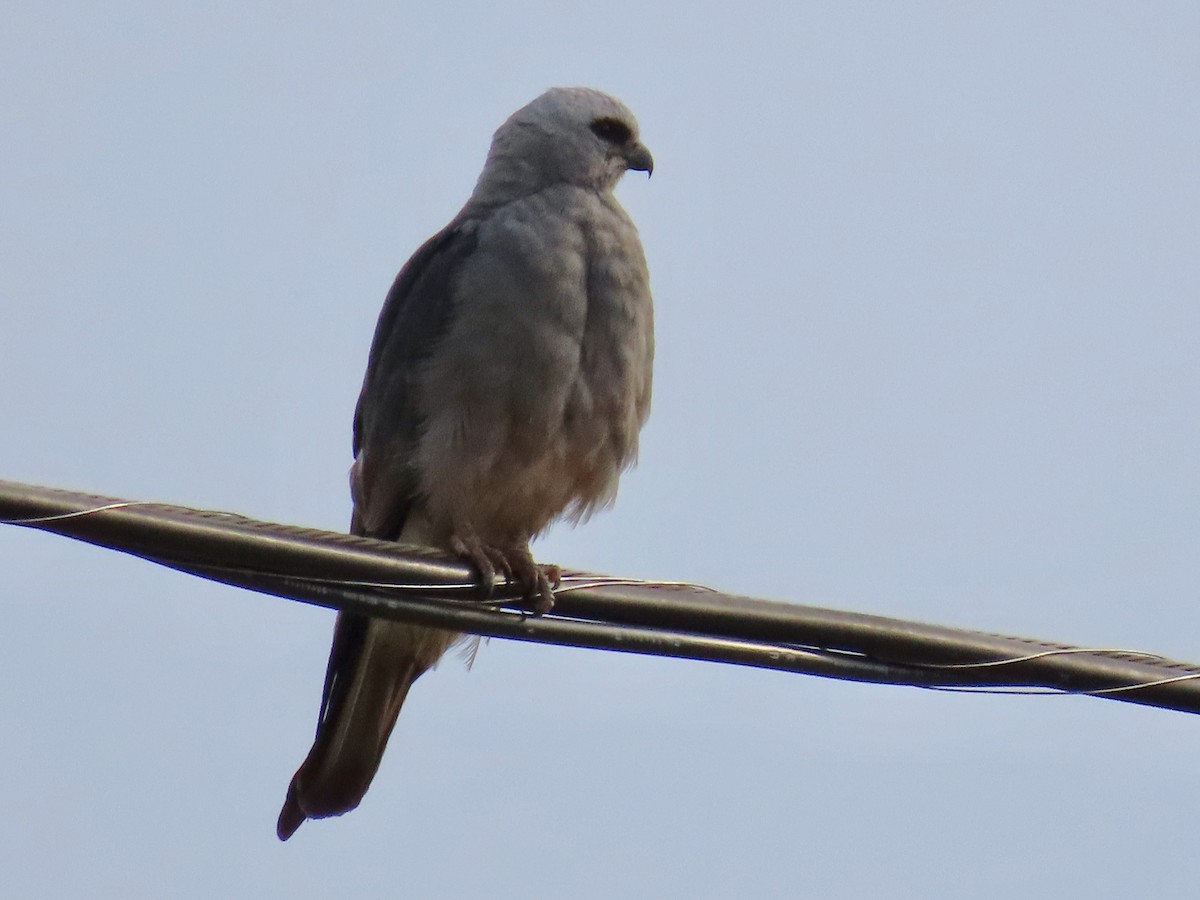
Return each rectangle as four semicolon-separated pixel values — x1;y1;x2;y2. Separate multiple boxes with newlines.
4;478;1199;714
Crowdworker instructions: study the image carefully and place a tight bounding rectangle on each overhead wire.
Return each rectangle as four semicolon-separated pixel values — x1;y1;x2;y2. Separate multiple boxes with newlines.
4;478;1200;714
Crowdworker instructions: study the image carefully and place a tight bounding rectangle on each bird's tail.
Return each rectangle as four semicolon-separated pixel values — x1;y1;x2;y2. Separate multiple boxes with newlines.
277;615;450;841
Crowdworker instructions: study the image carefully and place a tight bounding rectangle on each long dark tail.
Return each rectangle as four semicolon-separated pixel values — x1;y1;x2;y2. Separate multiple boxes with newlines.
277;613;429;841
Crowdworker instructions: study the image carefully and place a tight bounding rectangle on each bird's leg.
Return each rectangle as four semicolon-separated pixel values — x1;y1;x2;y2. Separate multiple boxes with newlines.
449;529;559;615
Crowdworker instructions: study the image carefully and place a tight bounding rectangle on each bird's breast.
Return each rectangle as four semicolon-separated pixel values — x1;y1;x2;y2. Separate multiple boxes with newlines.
415;188;653;538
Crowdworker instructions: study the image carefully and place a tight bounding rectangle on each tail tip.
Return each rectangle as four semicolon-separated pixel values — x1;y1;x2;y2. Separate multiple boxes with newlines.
277;791;306;841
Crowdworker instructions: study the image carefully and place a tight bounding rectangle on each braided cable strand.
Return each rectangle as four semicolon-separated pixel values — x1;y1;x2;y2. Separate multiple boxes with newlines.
3;478;1200;712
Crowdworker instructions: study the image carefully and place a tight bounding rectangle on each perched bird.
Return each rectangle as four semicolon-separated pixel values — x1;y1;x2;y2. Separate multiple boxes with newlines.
277;87;655;840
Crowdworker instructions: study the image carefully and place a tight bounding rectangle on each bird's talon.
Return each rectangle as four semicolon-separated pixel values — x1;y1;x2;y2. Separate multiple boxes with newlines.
528;565;559;615
451;534;500;595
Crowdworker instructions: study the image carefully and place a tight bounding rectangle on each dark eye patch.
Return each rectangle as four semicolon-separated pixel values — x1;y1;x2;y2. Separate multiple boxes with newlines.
589;117;632;145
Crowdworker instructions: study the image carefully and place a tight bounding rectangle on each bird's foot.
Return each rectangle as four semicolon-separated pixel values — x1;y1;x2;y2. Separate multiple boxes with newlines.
450;532;511;588
450;533;559;614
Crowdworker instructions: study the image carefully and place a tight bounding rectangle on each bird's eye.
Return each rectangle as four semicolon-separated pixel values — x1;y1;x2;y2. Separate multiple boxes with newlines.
590;117;632;145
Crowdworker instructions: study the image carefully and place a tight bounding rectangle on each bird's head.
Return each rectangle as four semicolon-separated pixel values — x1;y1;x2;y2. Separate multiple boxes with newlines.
474;87;653;201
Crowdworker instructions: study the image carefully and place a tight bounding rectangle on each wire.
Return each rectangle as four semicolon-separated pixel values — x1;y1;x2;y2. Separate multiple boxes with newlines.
4;477;1200;715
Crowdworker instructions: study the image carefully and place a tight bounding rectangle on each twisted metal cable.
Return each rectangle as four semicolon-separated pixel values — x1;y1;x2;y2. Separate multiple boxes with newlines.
3;478;1200;713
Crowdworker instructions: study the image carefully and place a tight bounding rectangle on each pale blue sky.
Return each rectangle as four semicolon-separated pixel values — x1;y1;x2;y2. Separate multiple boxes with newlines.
3;3;1199;897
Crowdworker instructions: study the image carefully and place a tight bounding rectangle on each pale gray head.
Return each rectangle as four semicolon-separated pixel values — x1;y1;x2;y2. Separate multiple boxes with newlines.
471;87;653;204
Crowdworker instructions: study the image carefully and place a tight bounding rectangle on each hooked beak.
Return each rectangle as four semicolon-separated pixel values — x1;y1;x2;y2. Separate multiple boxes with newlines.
624;142;654;177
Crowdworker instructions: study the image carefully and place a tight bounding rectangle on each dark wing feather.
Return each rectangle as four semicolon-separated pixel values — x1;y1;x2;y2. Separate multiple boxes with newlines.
318;217;478;729
350;217;479;539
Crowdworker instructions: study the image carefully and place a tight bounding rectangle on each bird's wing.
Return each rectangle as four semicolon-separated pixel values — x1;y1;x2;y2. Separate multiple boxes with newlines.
317;217;479;734
349;216;480;542
277;218;480;839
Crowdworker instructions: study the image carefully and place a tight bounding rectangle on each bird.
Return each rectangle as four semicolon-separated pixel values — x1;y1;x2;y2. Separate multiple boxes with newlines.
277;87;655;840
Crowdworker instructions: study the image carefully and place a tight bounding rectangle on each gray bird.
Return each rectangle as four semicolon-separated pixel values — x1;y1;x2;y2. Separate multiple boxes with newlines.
277;87;655;840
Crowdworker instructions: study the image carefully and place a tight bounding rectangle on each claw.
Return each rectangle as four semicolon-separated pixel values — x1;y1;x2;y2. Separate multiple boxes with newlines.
530;564;560;614
450;533;498;595
490;547;514;583
448;532;558;614
507;551;556;615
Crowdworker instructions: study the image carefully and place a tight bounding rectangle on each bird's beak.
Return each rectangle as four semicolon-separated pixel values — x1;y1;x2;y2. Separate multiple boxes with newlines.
625;142;654;177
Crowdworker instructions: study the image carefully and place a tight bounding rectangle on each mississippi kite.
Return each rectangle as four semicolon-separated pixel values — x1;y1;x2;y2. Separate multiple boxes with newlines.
277;87;655;840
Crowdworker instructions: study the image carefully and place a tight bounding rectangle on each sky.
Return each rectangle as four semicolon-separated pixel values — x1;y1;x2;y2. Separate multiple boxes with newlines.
2;2;1199;897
